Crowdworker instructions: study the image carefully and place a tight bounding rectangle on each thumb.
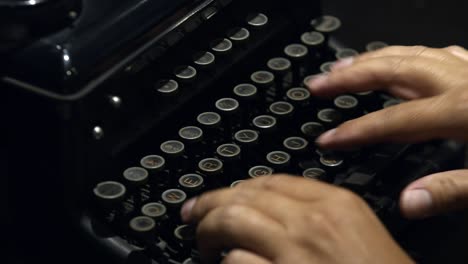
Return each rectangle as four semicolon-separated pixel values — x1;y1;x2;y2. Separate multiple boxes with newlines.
399;170;468;219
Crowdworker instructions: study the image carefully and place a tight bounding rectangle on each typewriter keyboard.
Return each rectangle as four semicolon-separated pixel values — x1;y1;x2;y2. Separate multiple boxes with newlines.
91;12;415;264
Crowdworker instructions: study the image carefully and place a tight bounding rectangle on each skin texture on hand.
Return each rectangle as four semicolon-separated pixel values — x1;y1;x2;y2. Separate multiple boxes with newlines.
181;175;414;264
307;45;468;220
309;45;468;149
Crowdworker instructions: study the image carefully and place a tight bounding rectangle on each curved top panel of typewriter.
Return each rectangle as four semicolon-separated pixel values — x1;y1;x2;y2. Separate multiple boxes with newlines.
2;0;213;100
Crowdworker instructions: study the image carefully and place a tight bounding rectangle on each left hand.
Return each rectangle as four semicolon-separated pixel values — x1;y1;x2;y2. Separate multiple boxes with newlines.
180;175;414;264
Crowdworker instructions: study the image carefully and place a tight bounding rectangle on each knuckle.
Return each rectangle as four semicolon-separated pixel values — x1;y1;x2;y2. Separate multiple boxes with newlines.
257;174;291;191
232;187;258;204
192;192;212;216
445;45;465;52
219;205;249;230
289;210;335;241
432;176;464;210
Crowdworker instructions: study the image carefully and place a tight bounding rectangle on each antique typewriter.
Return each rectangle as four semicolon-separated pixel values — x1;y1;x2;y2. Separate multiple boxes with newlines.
5;0;466;263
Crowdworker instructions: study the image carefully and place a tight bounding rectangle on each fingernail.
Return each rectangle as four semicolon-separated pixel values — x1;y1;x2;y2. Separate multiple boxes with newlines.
332;57;354;71
316;129;337;145
307;74;329;90
402;189;433;216
181;197;198;222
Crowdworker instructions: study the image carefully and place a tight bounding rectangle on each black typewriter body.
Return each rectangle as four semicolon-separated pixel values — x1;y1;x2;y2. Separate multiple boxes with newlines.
5;0;467;263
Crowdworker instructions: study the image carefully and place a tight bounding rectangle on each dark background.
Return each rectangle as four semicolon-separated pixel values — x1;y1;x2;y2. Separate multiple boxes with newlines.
323;0;468;50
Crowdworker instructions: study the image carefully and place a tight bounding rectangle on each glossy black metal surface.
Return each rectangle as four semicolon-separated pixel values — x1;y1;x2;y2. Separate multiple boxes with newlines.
3;0;195;95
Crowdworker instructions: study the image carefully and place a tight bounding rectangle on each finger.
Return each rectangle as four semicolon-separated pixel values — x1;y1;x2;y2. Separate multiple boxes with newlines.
445;45;468;62
197;205;285;263
308;56;449;98
221;249;272;264
387;85;422;100
182;184;301;223
400;169;468;219
355;45;458;64
316;96;448;149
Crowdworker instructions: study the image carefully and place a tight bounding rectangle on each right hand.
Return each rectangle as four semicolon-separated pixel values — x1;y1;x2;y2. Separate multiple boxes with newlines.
307;45;468;219
308;45;468;149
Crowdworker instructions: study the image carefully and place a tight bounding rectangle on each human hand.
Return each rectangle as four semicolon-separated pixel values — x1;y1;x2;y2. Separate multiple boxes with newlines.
307;45;468;219
180;175;414;264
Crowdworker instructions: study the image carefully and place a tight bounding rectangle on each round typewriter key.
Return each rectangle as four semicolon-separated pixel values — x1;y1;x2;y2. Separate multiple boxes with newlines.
302;74;321;87
160;140;185;157
320;155;344;170
210;38;233;54
334;95;358;108
140;155;165;172
215;98;239;114
250;70;275;87
174;225;196;242
301;122;325;140
303;168;327;181
155;79;179;96
230;180;245;188
246;13;269;28
311;15;342;33
269;101;294;118
284;43;309;59
383;99;402;108
179;126;204;143
283;137;309;153
267;57;293;90
335;48;359;60
248;165;274;178
174;65;197;82
320;61;335;73
234;129;259;145
198;158;224;176
266;151;291;170
161;189;187;207
123;167;149;187
267;57;292;73
179;174;204;192
129;216;156;235
284;44;309;82
93;181;126;206
366;41;389;52
216;143;241;160
174;225;197;255
216;98;241;136
141;202;167;220
317;108;342;127
286;87;311;107
197;112;222;128
197;112;222;143
233;83;258;99
301;31;325;48
193;51;215;68
228;27;250;43
251;70;276;100
252;115;277;133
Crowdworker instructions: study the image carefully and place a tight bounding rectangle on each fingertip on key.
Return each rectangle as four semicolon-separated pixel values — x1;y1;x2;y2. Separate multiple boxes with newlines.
181;197;198;222
331;57;354;71
307;74;329;91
